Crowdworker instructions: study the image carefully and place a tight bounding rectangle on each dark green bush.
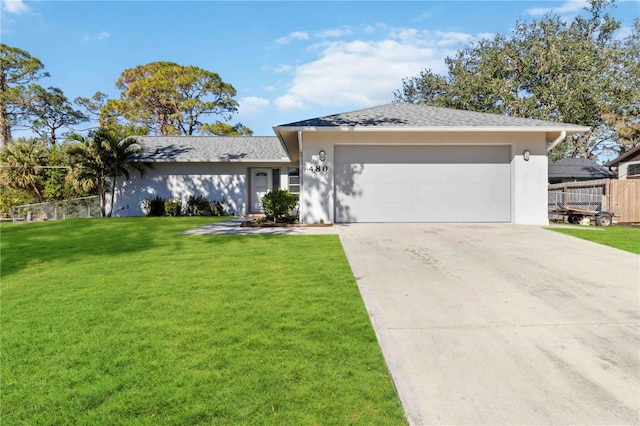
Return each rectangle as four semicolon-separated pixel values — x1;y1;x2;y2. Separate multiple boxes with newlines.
143;195;227;217
164;200;183;216
262;188;298;220
143;196;166;216
186;194;209;216
210;199;227;216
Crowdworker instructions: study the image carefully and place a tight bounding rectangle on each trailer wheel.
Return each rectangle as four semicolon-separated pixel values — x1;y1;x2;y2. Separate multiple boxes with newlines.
595;212;612;227
568;214;579;224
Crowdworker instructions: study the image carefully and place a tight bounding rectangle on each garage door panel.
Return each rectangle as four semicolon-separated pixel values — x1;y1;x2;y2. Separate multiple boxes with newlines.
336;145;510;164
337;163;508;184
338;200;510;222
334;145;511;223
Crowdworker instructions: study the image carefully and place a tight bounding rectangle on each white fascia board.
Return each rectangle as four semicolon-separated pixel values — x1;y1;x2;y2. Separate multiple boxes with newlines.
134;159;292;163
273;125;591;134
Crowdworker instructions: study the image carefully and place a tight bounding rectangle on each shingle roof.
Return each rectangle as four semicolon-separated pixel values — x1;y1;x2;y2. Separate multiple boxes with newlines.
275;102;590;131
548;158;615;180
605;144;640;167
131;136;291;162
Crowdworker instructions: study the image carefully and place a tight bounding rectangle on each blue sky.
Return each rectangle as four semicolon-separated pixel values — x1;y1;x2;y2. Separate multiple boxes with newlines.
2;0;639;136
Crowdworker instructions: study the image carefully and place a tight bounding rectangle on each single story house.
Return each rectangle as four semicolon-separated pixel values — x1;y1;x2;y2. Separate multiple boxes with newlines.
548;157;615;184
114;103;590;225
605;144;640;179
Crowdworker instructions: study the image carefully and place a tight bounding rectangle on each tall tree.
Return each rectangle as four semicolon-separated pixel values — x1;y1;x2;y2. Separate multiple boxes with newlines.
605;19;640;154
201;121;253;136
74;91;110;122
395;0;637;161
26;86;87;145
66;128;148;217
0;44;49;145
0;137;48;202
102;62;248;136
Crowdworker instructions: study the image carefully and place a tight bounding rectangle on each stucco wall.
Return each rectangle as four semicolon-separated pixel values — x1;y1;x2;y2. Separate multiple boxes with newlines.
112;162;292;217
299;131;549;225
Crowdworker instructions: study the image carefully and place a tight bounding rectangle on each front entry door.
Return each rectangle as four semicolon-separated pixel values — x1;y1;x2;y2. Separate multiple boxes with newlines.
251;168;272;213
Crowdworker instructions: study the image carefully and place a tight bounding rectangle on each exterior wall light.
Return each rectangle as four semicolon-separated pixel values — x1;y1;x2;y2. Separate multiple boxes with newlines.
319;150;326;162
523;149;531;161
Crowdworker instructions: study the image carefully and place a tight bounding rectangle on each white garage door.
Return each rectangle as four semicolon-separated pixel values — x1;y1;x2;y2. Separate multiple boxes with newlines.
334;145;511;222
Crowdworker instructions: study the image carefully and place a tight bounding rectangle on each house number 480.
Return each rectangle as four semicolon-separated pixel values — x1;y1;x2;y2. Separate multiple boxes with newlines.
309;165;329;173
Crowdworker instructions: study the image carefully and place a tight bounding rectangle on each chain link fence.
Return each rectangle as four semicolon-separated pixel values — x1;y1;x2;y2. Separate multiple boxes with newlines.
12;196;101;224
548;191;605;213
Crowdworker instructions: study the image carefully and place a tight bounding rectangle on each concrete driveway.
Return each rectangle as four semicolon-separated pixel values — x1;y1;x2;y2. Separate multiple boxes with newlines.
338;224;639;426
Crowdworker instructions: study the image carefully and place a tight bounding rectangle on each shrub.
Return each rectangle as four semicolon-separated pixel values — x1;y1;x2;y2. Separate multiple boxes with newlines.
143;196;166;216
210;199;227;216
262;188;298;220
186;194;210;216
0;186;36;218
164;200;183;217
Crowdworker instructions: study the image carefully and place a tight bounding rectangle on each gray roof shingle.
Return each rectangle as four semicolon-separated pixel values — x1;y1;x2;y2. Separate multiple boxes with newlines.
131;136;291;162
276;103;590;130
548;158;615;180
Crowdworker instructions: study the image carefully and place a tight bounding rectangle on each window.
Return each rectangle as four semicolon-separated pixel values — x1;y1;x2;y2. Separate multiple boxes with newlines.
272;169;281;188
628;163;640;178
288;167;300;195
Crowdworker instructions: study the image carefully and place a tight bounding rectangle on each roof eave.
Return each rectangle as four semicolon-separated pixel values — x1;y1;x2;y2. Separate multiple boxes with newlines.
273;125;591;133
131;158;293;163
605;144;640;167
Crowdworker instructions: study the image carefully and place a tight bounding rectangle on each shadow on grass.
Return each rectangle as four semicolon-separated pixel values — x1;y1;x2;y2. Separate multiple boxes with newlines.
0;217;246;279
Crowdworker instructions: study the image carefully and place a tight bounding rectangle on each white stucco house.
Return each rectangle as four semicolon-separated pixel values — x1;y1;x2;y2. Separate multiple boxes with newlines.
113;103;590;225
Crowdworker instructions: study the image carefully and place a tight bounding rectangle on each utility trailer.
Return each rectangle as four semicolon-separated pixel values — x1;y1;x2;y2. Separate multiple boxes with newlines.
548;192;613;226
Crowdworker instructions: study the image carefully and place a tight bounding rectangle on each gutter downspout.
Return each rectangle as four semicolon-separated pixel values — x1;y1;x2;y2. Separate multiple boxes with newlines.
546;131;566;153
297;130;303;223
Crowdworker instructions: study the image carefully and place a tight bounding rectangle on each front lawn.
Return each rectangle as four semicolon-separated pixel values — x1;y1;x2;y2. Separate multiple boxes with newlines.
1;218;405;425
547;224;640;254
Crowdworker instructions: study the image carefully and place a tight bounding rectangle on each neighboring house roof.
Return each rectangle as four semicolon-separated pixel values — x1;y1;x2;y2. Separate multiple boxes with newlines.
274;103;591;132
130;136;292;163
605;144;640;167
548;158;615;181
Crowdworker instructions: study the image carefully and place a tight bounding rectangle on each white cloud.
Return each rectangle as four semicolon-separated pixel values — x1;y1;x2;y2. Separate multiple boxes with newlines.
275;31;309;44
526;0;587;16
272;27;491;111
83;30;110;43
238;96;270;116
275;94;304;110
315;26;353;39
272;64;294;74
2;0;29;14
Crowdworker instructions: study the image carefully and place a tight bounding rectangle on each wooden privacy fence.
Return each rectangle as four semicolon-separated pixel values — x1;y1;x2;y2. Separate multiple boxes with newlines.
548;179;640;223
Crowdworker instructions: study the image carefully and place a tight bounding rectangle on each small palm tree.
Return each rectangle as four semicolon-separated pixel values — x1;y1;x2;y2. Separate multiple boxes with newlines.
0;138;48;202
67;128;148;217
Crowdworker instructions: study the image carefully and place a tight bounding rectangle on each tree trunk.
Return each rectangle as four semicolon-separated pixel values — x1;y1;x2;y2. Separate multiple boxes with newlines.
108;175;117;217
0;70;11;146
98;184;107;217
30;181;43;203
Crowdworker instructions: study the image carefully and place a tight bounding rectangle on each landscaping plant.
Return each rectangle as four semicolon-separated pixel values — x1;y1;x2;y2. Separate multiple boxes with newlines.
261;188;298;221
142;195;166;216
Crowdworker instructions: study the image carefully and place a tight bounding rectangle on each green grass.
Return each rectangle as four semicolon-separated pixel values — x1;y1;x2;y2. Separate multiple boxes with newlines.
547;224;640;254
1;218;405;425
